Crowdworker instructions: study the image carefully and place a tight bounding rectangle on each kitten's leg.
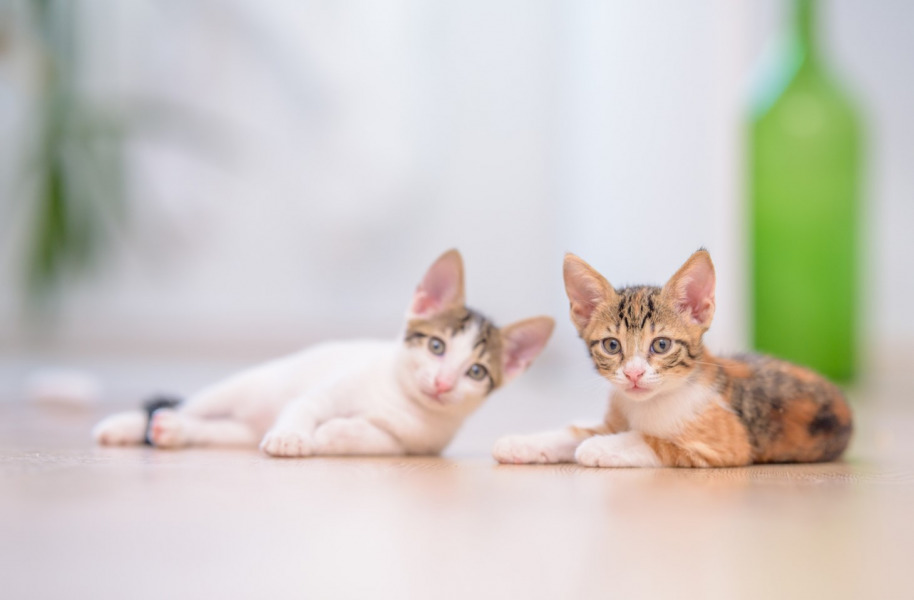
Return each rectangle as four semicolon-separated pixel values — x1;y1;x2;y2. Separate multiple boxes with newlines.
312;418;404;456
95;359;289;447
260;397;321;457
178;377;263;419
493;424;609;464
641;433;751;468
149;409;259;449
93;410;147;446
574;431;663;468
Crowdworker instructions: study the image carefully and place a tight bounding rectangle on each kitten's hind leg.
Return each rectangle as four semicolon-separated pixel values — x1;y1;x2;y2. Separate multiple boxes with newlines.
149;409;259;449
93;410;147;446
313;418;404;456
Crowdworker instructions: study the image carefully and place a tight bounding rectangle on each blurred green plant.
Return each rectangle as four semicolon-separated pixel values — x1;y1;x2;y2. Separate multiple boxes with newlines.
23;0;127;303
14;1;233;312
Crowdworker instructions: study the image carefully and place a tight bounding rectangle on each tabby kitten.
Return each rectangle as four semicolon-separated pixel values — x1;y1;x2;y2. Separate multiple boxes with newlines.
493;250;852;467
94;250;554;457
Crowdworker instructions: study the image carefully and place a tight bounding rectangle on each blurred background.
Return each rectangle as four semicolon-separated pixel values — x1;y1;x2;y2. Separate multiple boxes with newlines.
0;1;911;409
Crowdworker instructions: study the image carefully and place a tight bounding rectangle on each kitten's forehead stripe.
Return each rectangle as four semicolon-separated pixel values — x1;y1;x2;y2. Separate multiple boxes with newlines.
473;317;496;360
607;286;663;332
456;311;474;333
641;294;656;329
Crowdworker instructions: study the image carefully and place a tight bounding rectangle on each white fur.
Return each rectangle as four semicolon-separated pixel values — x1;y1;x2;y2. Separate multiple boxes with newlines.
257;329;490;457
492;429;582;464
613;379;718;439
149;409;260;448
95;332;489;456
490;366;719;467
574;431;662;468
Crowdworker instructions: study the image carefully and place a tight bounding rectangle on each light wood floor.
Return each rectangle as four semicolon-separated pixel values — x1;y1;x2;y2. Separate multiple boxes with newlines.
3;367;914;600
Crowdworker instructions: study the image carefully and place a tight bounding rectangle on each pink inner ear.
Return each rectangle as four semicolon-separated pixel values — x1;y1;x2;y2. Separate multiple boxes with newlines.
411;290;439;316
409;251;464;317
565;270;605;329
502;318;554;380
677;261;715;325
504;339;532;376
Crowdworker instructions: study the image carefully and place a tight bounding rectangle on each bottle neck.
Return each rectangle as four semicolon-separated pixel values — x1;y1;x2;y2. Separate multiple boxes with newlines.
794;0;818;67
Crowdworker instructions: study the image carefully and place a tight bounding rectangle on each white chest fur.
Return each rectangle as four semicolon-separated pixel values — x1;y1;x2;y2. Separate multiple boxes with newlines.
614;382;720;438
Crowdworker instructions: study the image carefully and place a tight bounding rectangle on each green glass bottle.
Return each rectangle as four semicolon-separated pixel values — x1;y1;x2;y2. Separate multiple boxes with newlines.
749;0;861;382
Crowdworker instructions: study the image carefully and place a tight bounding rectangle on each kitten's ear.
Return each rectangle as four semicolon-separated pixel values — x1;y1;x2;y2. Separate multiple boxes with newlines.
408;249;466;318
563;254;616;333
662;249;716;329
500;317;555;384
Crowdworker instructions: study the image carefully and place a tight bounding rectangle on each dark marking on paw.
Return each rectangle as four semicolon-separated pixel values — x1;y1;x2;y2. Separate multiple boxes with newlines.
142;395;183;445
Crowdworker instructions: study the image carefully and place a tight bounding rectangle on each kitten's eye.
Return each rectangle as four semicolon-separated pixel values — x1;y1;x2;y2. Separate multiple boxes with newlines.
466;364;488;381
651;338;672;354
601;338;621;355
428;337;446;355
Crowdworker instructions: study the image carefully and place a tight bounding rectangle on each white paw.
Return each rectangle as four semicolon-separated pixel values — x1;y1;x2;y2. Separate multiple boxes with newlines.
574;432;661;468
148;408;188;448
93;411;147;446
492;434;569;464
260;429;314;457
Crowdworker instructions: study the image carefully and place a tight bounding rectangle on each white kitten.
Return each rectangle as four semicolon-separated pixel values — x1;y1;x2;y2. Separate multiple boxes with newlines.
93;250;554;457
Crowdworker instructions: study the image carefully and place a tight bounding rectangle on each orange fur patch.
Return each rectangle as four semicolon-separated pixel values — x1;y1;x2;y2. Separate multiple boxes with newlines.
751;391;852;464
641;402;753;467
568;423;613;441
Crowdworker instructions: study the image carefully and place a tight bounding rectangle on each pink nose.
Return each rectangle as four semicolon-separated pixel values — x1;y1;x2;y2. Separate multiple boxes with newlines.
623;366;645;383
435;377;454;394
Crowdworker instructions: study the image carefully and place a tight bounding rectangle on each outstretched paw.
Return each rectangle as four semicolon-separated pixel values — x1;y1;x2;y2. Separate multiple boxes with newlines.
260;429;314;457
149;408;188;448
492;433;569;464
574;432;661;468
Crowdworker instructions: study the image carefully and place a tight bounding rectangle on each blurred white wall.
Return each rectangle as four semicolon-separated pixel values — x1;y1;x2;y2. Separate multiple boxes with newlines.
0;1;911;372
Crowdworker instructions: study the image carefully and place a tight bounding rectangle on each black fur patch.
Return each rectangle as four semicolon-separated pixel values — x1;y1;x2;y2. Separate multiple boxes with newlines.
728;357;787;457
641;295;656;329
142;396;182;445
728;354;852;462
808;404;840;436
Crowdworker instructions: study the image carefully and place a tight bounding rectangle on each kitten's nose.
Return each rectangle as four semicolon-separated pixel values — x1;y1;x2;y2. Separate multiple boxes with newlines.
623;365;645;384
434;377;454;394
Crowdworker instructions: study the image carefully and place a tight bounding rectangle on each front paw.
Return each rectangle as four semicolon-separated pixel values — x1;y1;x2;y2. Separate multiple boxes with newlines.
260;429;314;457
574;433;661;468
492;434;563;464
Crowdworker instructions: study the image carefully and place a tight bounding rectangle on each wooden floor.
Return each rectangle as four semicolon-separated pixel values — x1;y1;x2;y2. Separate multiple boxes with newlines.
3;367;914;600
